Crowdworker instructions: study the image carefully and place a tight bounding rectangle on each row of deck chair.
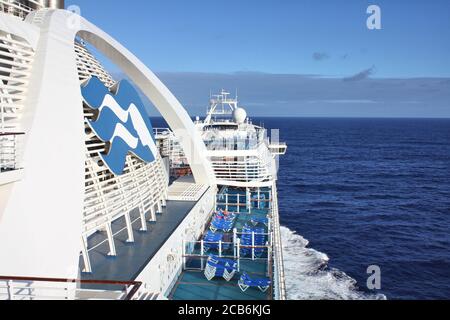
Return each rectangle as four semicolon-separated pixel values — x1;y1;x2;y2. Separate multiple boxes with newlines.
204;255;271;292
203;231;231;252
239;225;267;258
210;212;237;233
204;255;238;282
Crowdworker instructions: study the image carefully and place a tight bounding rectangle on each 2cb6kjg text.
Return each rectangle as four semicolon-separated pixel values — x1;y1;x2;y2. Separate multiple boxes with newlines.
178;304;271;318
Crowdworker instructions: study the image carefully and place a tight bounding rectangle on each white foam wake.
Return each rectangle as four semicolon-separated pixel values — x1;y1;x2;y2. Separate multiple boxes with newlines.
281;226;386;300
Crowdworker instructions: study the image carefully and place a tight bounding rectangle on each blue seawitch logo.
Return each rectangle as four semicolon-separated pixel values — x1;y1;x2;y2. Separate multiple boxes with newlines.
81;77;158;175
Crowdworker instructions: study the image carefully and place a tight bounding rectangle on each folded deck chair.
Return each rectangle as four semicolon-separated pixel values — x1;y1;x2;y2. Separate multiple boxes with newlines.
238;272;271;292
210;219;234;233
203;232;223;252
208;255;237;268
203;232;232;252
204;257;237;281
214;213;236;222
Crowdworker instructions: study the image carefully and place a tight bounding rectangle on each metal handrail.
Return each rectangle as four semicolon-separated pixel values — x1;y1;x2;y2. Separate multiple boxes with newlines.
0;276;142;300
0;132;25;136
0;0;33;18
270;184;287;300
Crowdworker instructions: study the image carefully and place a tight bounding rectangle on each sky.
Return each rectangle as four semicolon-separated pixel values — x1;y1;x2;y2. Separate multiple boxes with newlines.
66;0;450;117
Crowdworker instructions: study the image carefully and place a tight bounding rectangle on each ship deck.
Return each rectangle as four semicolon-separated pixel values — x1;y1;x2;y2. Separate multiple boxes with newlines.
170;187;273;300
80;198;202;290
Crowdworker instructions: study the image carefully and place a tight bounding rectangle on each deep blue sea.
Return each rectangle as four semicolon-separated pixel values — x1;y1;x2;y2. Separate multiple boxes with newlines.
260;118;450;300
153;117;450;300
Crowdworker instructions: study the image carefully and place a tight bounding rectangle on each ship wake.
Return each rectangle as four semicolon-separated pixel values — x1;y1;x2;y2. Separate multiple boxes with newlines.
281;227;386;300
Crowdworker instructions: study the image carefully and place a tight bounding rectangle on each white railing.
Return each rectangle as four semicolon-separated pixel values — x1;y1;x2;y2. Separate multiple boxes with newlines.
153;128;190;176
0;276;145;300
81;155;169;273
0;132;23;172
153;127;172;137
0;33;34;131
0;0;41;19
210;158;273;184
270;184;287;300
183;231;271;273
216;192;272;213
204;137;262;151
268;141;287;156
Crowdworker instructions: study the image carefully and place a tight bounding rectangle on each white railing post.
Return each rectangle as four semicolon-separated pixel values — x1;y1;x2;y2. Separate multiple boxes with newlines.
200;240;205;270
7;280;14;300
182;239;186;270
247;188;251;213
149;206;156;222
237;239;241;272
225;194;229;212
81;235;92;273
157;201;163;214
105;221;117;257
252;232;255;261
139;205;147;232
0;137;3;170
237;194;240;213
219;241;222;257
124;211;134;243
268;219;272;243
13;135;17;170
1;104;4;131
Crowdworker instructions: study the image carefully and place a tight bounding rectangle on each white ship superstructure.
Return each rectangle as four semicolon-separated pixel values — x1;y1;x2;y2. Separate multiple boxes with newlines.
197;90;286;187
0;1;287;301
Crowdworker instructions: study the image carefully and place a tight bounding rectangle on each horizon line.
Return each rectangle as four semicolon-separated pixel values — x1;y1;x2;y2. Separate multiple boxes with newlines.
149;116;450;120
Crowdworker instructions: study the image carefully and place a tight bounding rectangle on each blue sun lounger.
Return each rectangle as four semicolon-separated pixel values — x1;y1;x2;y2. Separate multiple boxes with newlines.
204;256;238;281
208;255;237;268
210;218;234;233
239;226;267;257
203;232;223;252
215;211;237;222
238;272;271;292
203;232;231;252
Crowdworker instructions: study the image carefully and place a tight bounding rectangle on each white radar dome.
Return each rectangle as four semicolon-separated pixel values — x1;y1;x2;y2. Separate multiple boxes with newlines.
233;107;247;124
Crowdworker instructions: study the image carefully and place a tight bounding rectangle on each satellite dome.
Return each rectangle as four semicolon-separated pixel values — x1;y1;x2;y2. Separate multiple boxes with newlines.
233;107;247;124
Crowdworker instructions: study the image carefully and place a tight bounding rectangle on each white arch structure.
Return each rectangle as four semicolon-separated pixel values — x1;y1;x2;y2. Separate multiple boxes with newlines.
0;9;214;279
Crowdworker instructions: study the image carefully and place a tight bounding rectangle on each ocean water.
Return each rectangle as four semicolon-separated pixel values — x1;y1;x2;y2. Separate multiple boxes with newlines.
259;118;450;300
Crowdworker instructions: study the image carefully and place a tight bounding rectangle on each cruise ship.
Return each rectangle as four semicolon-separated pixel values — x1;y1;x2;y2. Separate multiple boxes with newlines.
0;1;287;300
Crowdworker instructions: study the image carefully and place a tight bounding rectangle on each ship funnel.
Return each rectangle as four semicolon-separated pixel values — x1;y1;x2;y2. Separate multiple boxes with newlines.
48;0;65;9
36;0;65;9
